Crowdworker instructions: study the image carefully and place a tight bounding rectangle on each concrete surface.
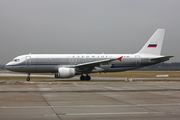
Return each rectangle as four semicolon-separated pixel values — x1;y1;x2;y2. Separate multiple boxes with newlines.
0;81;180;120
1;73;180;81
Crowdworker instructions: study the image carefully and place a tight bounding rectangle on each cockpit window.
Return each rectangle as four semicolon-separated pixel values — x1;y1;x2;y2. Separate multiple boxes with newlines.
13;59;20;62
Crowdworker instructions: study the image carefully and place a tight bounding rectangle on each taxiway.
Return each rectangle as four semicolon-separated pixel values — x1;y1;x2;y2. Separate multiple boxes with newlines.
0;81;180;120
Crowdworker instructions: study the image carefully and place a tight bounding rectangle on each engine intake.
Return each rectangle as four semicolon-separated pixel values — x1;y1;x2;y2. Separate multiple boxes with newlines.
54;68;75;78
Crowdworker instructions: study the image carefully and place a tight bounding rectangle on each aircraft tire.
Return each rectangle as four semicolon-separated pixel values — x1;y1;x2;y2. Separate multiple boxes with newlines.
26;77;30;81
85;75;91;81
80;75;85;81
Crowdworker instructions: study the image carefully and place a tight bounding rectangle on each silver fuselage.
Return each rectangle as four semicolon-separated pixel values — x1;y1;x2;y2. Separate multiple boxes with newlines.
5;54;165;75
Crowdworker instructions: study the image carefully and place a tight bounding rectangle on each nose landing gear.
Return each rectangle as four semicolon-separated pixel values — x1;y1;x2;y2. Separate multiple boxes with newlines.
26;73;30;81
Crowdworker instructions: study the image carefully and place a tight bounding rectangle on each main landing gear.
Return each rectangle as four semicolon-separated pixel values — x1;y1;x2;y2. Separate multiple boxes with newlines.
80;74;91;81
26;73;30;81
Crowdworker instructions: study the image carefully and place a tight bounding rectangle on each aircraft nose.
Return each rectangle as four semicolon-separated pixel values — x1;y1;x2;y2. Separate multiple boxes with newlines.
5;63;11;70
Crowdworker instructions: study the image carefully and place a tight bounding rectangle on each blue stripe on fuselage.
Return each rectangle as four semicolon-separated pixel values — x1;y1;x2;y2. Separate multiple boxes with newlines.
110;64;135;68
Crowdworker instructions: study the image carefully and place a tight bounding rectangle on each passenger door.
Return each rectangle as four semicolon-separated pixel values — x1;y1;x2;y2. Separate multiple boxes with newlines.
26;56;31;66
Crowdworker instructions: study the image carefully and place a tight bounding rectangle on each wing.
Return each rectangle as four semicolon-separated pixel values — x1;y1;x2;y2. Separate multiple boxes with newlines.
75;59;111;67
74;58;117;73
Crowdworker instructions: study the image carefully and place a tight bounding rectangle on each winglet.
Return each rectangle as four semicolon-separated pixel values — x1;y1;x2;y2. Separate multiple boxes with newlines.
137;29;165;56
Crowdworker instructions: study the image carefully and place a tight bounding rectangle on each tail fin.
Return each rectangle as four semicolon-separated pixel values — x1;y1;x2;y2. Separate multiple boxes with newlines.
137;29;165;56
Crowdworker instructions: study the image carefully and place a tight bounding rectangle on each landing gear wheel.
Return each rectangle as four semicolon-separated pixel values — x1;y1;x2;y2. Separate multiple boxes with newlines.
85;75;91;81
26;73;31;81
80;74;91;81
80;75;85;81
26;77;30;81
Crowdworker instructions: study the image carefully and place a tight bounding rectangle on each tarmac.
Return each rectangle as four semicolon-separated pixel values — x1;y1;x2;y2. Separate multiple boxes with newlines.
0;81;180;120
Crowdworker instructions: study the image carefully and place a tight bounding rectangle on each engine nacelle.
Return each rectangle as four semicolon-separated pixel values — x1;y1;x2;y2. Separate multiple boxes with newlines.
54;68;75;78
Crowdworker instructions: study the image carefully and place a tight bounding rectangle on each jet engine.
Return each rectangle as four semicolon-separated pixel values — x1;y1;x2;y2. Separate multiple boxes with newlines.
54;68;75;78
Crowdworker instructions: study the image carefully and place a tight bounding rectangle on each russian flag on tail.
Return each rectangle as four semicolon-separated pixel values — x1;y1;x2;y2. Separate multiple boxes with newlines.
148;44;157;48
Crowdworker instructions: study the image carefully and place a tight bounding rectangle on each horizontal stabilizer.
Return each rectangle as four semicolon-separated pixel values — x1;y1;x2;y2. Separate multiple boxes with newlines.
150;56;174;61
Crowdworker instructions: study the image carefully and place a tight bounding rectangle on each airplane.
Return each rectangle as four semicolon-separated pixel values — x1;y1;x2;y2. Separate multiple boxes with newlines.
5;29;173;81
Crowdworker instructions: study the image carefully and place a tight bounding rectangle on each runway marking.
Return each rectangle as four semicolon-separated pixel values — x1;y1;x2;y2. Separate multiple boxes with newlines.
63;112;164;116
104;87;122;90
1;103;179;109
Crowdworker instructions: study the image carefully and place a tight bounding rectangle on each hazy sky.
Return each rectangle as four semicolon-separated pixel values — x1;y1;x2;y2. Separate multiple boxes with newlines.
0;0;180;64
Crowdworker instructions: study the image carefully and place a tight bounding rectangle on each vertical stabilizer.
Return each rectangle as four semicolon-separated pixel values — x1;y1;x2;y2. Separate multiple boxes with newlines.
137;29;165;56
